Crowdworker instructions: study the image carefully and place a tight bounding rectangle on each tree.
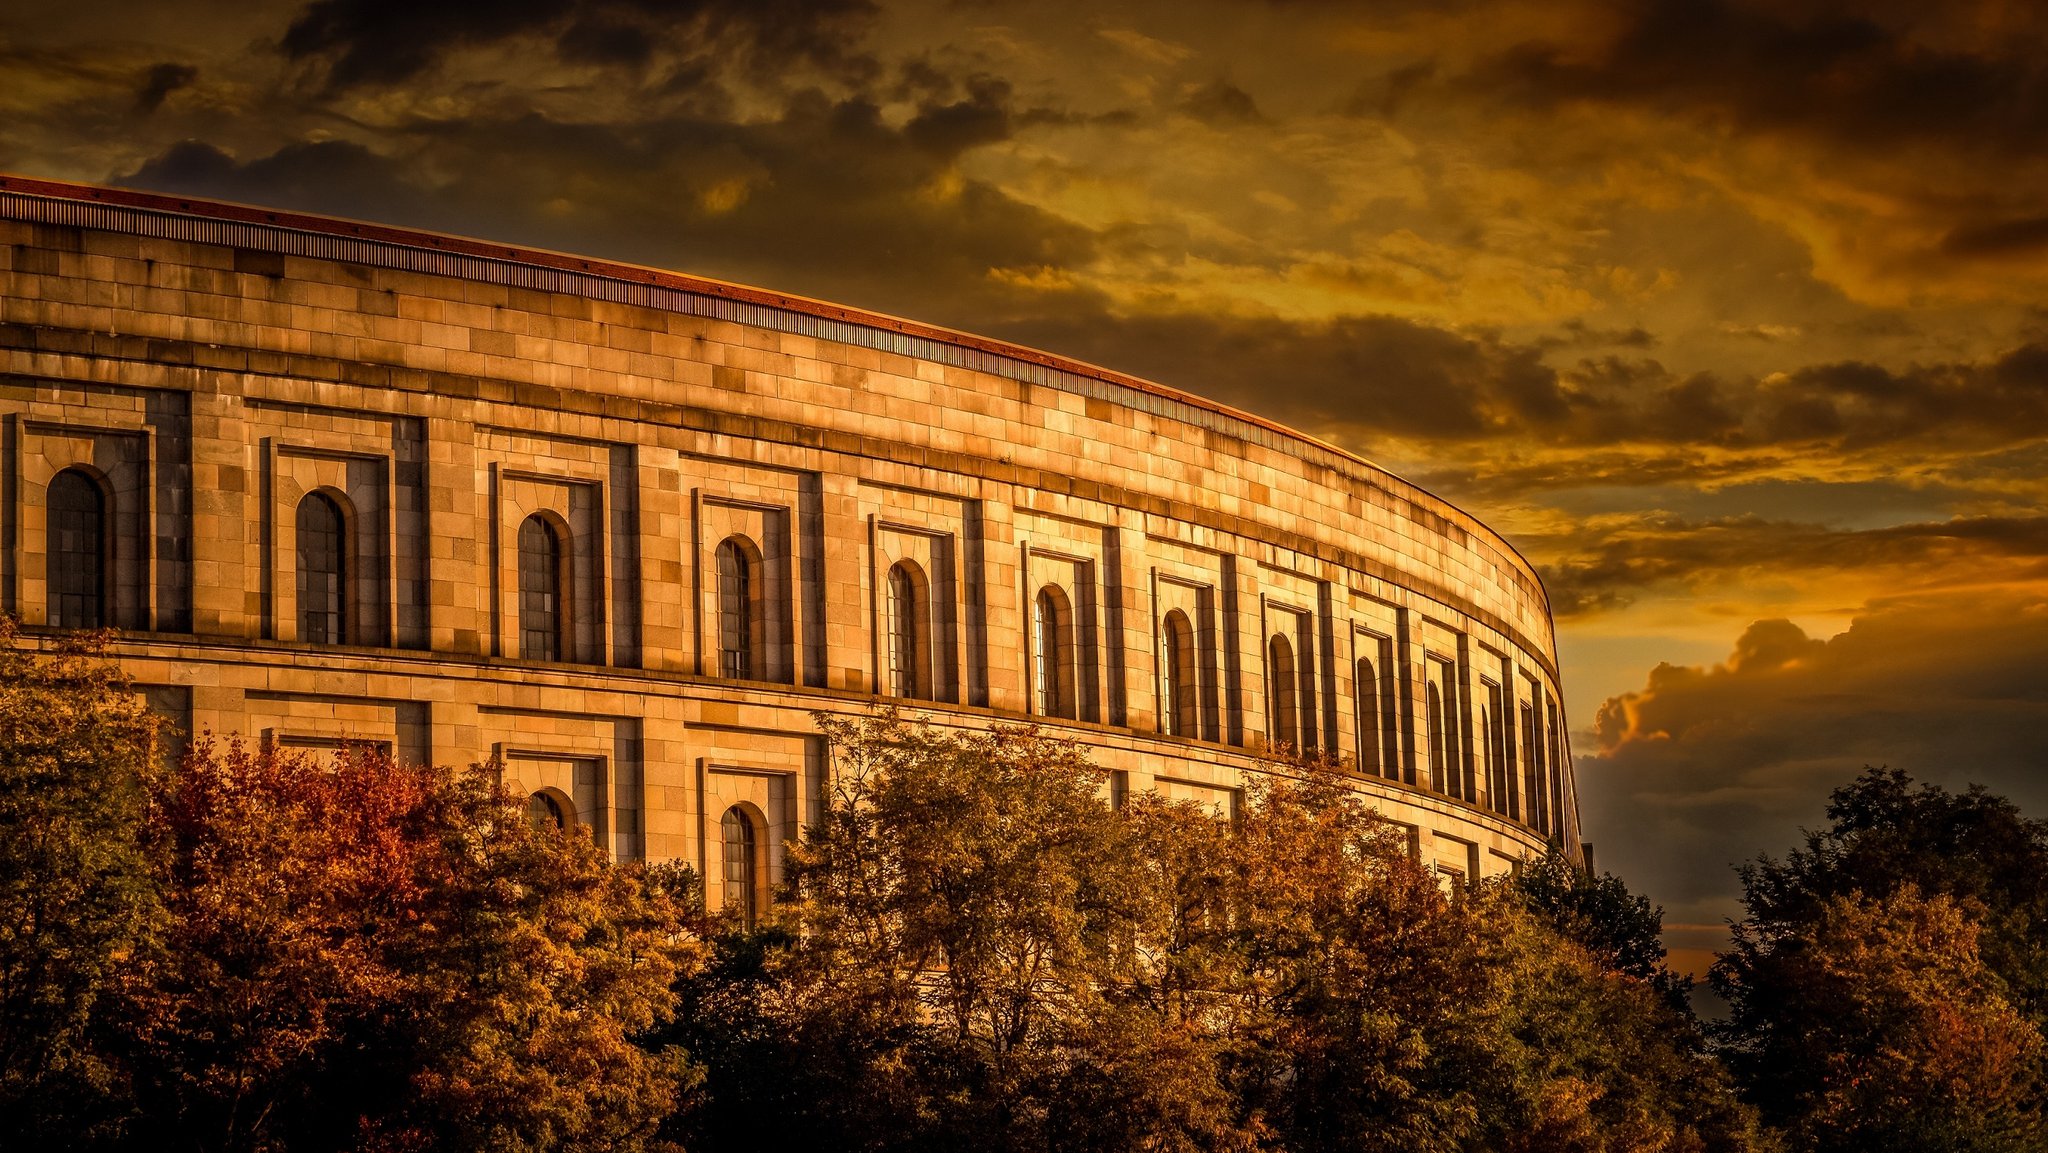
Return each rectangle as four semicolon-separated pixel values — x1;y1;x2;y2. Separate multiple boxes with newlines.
1476;883;1769;1153
1220;757;1499;1153
661;711;1252;1153
0;622;164;1147
113;739;698;1153
1515;843;1692;1008
1716;886;2043;1151
1727;767;2048;1030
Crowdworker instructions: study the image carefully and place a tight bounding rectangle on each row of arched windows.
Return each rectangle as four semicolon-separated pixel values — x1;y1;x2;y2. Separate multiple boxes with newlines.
47;466;361;642
40;472;1567;830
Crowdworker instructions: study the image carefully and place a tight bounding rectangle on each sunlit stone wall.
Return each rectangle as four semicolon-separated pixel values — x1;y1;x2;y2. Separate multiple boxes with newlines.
0;176;1579;908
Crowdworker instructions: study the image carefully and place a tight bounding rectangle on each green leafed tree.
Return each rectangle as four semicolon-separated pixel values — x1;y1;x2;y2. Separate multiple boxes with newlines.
0;622;165;1147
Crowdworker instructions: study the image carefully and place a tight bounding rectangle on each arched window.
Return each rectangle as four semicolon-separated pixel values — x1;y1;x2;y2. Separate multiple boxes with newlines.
1520;701;1540;826
1426;682;1448;793
886;561;927;699
296;491;347;645
1546;701;1565;837
1479;704;1497;808
1035;585;1078;720
518;515;565;662
716;537;754;679
1161;609;1199;737
527;791;566;833
47;468;107;629
722;805;761;929
1293;628;1318;755
1267;634;1298;749
1355;655;1380;775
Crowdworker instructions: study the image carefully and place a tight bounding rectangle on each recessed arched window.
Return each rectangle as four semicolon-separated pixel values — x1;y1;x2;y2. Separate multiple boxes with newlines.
1479;704;1497;808
1035;585;1078;720
1355;655;1380;775
1267;634;1298;750
47;468;108;629
527;791;566;833
722;805;761;929
1520;701;1539;826
518;514;566;662
716;536;754;680
296;491;347;645
1292;627;1318;755
886;561;928;699
1161;609;1199;737
1427;681;1448;793
1546;701;1565;837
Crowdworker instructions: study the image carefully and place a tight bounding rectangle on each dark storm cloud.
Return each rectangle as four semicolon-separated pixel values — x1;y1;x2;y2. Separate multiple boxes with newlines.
1577;593;2048;926
120;138;437;223
903;74;1013;155
1473;0;2048;153
1006;307;2048;466
1942;214;2048;260
279;0;879;90
133;62;197;114
1538;514;2048;617
112;82;1094;326
1177;79;1266;125
1539;319;1657;350
996;311;1567;441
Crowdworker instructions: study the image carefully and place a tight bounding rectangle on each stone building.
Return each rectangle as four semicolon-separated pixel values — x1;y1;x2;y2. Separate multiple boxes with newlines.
0;175;1579;917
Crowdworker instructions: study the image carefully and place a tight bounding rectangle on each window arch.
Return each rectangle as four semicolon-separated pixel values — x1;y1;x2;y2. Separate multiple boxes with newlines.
518;514;567;662
296;490;348;645
47;468;108;629
1034;584;1078;720
1426;681;1448;793
886;561;929;699
1355;655;1381;775
715;536;758;680
527;791;567;833
721;804;762;929
1267;634;1298;750
1160;609;1199;738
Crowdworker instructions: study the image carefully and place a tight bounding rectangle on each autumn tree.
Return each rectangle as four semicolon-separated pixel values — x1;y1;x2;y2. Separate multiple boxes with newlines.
665;721;1767;1153
1478;884;1769;1153
661;711;1252;1153
1725;767;2048;1028
1515;843;1692;1008
111;739;698;1153
0;622;164;1147
1716;885;2044;1151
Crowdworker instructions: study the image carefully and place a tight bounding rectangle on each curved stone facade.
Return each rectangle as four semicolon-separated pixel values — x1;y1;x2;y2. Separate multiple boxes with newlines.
0;175;1579;902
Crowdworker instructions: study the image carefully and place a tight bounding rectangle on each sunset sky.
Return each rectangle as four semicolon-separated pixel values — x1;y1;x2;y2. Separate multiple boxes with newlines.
7;0;2046;971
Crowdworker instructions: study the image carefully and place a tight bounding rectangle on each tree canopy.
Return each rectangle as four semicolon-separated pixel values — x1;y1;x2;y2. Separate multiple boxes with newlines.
1715;768;2048;1151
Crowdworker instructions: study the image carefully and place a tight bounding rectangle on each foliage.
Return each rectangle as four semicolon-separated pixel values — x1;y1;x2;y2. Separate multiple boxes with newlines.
111;739;700;1153
662;711;1249;1153
0;622;164;1146
1515;842;1693;1008
1715;767;2048;1150
1717;886;2044;1151
664;713;1769;1153
1725;767;2048;1028
1480;885;1770;1153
